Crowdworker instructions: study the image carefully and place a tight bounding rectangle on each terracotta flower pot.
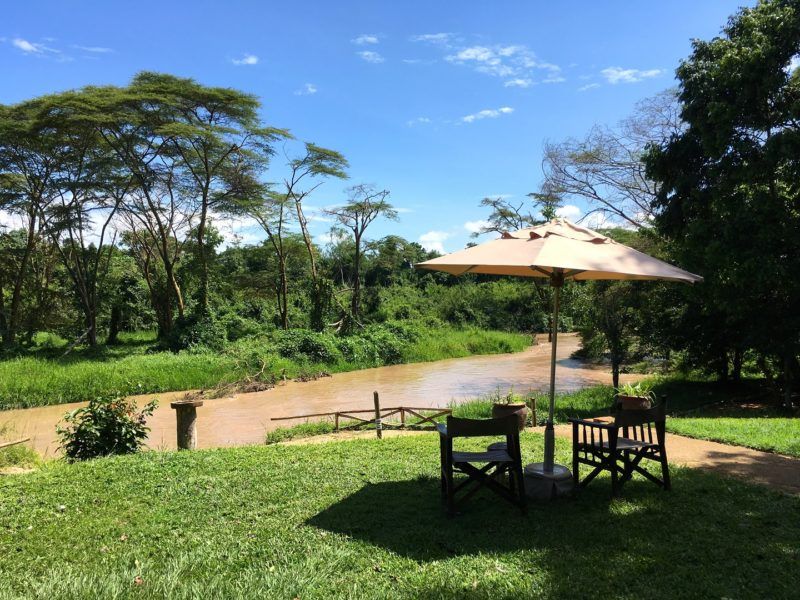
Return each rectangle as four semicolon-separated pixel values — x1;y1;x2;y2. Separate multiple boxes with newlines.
617;394;652;410
491;402;528;431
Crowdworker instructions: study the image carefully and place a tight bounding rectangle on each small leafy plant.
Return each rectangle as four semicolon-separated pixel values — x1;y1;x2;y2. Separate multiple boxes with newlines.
57;396;157;461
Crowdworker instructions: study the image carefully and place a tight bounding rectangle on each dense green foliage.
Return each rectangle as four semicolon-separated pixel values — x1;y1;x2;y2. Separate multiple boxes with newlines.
1;435;798;598
645;0;800;403
57;396;157;461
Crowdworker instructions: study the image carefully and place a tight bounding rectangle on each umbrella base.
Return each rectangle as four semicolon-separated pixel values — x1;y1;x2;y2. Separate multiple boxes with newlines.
524;463;574;501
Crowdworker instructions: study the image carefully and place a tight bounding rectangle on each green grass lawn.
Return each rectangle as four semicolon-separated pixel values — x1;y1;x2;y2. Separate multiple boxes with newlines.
0;328;530;410
0;434;798;599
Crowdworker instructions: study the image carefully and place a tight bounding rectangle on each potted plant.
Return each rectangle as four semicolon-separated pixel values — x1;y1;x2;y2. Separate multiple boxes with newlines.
490;389;529;431
615;381;656;410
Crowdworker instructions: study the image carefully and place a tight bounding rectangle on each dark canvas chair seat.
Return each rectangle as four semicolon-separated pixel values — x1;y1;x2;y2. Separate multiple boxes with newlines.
438;414;526;516
569;397;671;496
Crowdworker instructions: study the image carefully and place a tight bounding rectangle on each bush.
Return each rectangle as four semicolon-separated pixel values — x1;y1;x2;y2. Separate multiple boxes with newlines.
273;329;341;363
168;313;228;352
56;396;157;461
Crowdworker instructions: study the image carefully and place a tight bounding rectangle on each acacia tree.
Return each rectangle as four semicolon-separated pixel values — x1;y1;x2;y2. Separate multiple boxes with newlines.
0;99;65;347
135;73;288;312
646;0;800;404
276;143;348;330
326;184;397;321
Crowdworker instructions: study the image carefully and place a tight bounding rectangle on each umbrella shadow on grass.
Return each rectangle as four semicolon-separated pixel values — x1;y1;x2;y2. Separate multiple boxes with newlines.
307;470;800;598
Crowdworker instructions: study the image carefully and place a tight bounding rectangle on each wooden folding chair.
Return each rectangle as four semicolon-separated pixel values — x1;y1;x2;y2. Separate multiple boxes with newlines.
438;414;527;516
569;398;671;496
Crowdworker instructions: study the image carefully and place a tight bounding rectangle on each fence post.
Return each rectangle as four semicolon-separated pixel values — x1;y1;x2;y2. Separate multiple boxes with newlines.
400;407;405;428
374;391;382;439
335;413;340;431
171;399;203;450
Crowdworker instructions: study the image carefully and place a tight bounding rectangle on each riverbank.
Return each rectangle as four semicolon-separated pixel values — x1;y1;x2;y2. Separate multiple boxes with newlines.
0;325;530;411
3;333;639;456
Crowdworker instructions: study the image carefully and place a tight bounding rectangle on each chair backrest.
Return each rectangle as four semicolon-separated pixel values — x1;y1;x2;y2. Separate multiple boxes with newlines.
446;414;519;438
613;397;667;427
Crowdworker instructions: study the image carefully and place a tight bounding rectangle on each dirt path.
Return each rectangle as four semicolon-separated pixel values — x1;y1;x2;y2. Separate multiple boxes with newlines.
553;425;800;495
282;427;800;496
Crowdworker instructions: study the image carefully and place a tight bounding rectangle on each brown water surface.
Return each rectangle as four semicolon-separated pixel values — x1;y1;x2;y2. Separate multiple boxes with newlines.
3;334;637;455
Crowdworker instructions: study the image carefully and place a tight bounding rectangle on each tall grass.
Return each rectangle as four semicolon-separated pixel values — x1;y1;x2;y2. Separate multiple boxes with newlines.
0;326;531;410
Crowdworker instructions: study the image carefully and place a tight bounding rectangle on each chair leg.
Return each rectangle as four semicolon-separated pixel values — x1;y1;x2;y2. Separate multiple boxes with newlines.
660;447;671;491
609;451;619;497
515;462;527;514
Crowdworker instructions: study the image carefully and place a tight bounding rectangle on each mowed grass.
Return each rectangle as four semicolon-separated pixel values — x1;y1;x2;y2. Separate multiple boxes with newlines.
0;434;798;599
0;328;530;410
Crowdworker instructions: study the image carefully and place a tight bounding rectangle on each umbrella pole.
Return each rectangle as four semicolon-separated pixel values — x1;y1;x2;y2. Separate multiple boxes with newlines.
543;279;560;472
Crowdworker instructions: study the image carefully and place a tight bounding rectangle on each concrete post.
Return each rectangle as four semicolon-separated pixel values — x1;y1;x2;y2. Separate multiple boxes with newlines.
170;399;204;450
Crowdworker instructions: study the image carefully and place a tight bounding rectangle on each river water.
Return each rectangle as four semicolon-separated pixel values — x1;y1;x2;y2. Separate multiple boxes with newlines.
2;334;636;456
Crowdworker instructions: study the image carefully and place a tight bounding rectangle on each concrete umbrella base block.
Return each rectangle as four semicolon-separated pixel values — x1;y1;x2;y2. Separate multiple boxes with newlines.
524;463;574;501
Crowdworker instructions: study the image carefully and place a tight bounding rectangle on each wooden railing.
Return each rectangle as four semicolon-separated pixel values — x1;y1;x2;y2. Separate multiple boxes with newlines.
271;392;451;438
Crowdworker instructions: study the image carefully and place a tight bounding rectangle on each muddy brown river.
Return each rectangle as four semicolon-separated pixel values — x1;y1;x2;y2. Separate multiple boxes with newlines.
2;334;638;456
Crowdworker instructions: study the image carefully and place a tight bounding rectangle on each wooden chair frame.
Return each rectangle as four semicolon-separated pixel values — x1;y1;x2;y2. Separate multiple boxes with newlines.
569;399;671;496
438;415;527;516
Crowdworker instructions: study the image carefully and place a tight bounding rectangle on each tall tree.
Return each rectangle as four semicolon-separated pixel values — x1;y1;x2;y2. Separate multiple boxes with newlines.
646;0;800;404
326;184;397;322
134;72;287;312
0;99;65;347
543;89;682;227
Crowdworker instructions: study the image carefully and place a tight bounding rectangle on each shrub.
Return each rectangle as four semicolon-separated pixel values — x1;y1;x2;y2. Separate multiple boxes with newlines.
57;396;157;461
168;313;228;352
273;329;341;363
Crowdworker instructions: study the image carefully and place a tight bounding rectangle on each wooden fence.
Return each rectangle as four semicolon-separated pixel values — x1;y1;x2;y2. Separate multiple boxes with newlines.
270;392;451;438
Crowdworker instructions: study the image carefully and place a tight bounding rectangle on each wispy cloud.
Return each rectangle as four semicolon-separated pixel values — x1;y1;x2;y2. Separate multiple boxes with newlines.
12;37;51;54
357;50;384;64
578;82;600;92
462;106;514;124
410;33;455;45
232;53;259;66
504;78;533;88
406;116;431;127
419;230;451;253
446;44;562;82
72;45;113;53
601;66;661;84
352;34;379;45
294;83;318;96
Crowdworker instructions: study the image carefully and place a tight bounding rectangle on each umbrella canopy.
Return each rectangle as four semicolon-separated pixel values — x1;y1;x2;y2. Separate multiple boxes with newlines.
416;219;702;483
416;219;703;283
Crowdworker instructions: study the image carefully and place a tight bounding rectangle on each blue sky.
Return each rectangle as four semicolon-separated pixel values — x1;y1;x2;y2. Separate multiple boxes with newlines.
2;1;747;252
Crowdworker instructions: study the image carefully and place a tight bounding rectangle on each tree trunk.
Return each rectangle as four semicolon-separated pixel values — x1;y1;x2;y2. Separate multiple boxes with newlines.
278;256;288;330
732;348;743;382
351;235;361;318
4;212;38;348
196;206;209;313
107;304;121;345
611;360;620;390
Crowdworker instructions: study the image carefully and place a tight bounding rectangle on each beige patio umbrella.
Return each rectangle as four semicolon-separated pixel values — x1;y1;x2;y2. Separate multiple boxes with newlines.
416;219;702;491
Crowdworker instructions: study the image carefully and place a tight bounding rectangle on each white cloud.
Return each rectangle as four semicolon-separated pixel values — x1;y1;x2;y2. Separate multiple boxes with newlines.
464;220;492;234
601;66;661;84
352;34;379;45
419;230;451;253
232;54;259;66
462;106;514;123
73;45;113;53
357;50;384;64
294;83;318;96
406;116;431;126
12;38;47;54
543;75;566;84
410;33;454;45
578;83;601;92
445;43;561;82
787;55;800;74
555;204;582;221
504;78;534;88
316;230;348;247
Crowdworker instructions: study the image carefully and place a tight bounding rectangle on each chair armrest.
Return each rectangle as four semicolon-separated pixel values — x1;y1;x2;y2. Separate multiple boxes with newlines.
436;423;448;437
567;417;615;430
